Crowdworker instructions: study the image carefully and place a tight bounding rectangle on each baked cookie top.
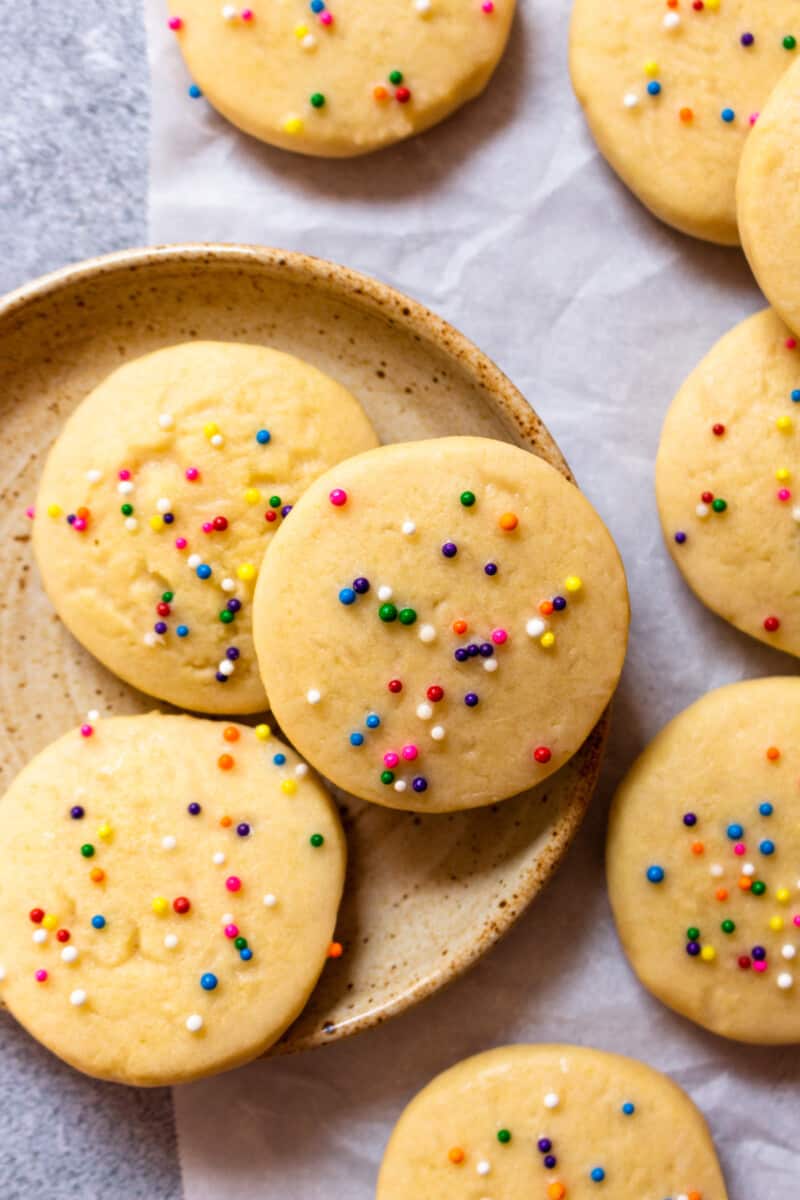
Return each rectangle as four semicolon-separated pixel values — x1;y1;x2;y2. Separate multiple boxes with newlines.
377;1044;728;1200
570;0;800;244
166;0;515;156
608;677;800;1044
656;308;800;657
253;438;629;812
0;713;346;1085
33;341;378;713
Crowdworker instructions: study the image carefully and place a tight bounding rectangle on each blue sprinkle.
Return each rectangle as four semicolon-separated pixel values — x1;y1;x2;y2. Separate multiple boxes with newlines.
759;802;774;816
721;107;735;122
759;839;775;856
310;0;325;10
590;1168;606;1183
647;80;661;96
646;865;665;884
91;915;106;930
176;625;189;637
273;753;286;766
365;713;380;729
622;1102;635;1115
188;83;203;99
240;948;253;961
196;563;212;580
256;429;271;445
792;390;800;403
339;587;357;606
200;973;218;991
727;823;744;840
350;732;364;747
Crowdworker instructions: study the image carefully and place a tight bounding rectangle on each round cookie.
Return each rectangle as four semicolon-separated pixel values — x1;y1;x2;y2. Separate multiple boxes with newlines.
608;678;800;1045
738;57;800;332
377;1044;728;1200
570;0;800;244
253;438;629;813
0;713;346;1085
167;0;515;157
656;308;800;657
33;341;378;713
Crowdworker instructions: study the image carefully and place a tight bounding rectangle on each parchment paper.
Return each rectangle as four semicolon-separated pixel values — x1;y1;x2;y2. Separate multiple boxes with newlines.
145;3;799;1196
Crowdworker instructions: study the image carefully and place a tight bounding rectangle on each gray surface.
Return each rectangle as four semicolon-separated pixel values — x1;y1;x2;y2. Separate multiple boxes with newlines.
0;4;181;1198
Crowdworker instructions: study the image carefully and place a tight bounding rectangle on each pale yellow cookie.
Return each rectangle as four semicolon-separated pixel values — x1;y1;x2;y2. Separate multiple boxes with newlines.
570;0;800;244
608;678;800;1045
253;438;629;813
33;341;378;713
0;713;346;1084
377;1044;728;1200
166;0;515;157
656;308;800;656
738;57;800;333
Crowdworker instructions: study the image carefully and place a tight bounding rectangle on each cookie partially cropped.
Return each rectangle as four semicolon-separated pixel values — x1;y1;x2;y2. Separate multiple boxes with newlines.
656;309;800;657
570;0;800;244
377;1044;727;1200
608;678;800;1045
33;341;378;713
739;57;800;333
254;438;629;813
167;0;515;157
0;713;346;1085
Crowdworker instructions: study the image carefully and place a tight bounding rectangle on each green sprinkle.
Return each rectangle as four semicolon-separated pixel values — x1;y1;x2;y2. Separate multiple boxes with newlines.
120;503;133;516
80;844;95;858
687;927;700;941
220;610;235;624
310;833;324;848
784;35;797;50
711;498;727;513
269;495;282;509
379;603;398;622
751;880;767;896
234;936;248;950
497;1129;511;1144
388;69;403;85
310;92;325;108
721;920;736;934
398;607;417;626
162;591;174;603
460;490;476;507
380;770;394;785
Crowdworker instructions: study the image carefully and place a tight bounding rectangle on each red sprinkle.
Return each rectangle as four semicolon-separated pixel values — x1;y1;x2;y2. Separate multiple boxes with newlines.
533;746;552;765
388;679;403;693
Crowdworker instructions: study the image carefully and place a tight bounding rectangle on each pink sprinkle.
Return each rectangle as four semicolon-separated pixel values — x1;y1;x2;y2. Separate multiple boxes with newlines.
35;970;48;983
80;724;94;739
778;488;791;502
787;338;798;351
241;7;253;18
329;488;348;507
225;876;242;893
482;1;495;11
185;467;199;481
320;10;333;24
383;751;399;769
26;506;35;520
118;468;131;481
794;914;800;927
753;960;768;973
401;744;418;762
224;923;239;939
202;522;214;534
749;112;760;126
73;518;87;532
733;843;745;856
175;537;188;550
491;628;508;645
168;16;183;30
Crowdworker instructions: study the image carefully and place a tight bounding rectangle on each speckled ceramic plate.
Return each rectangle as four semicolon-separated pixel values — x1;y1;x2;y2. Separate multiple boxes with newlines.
0;245;608;1056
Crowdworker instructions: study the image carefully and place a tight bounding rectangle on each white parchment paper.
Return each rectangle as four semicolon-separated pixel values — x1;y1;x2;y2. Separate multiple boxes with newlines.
145;2;800;1196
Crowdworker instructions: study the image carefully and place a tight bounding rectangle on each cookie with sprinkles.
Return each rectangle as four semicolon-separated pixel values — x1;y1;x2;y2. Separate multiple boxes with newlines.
0;713;346;1084
253;437;629;813
609;677;800;1044
165;0;515;156
377;1044;728;1199
32;341;378;713
739;57;800;334
570;0;800;244
656;308;800;656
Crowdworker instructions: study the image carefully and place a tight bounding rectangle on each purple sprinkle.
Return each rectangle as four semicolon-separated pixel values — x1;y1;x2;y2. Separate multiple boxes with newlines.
227;598;242;613
479;643;493;657
226;647;240;660
741;31;754;46
412;777;428;793
187;802;201;815
353;577;370;594
686;942;701;956
464;692;479;707
467;643;480;657
163;512;175;524
544;1155;557;1169
215;672;228;683
683;812;697;827
281;505;293;518
154;621;168;635
67;514;76;525
552;595;567;611
454;648;469;663
70;805;85;820
537;1139;552;1154
674;531;687;545
484;562;498;576
441;542;458;558
236;822;251;837
752;946;766;961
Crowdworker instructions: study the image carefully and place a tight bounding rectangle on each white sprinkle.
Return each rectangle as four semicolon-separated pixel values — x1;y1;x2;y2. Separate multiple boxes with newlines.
710;864;723;878
483;658;499;673
158;413;174;430
307;688;322;704
218;659;235;677
417;703;433;721
431;725;446;741
623;91;639;109
222;914;234;925
543;1092;559;1109
418;624;436;644
377;585;393;602
164;934;179;950
295;763;309;778
210;433;224;448
394;780;407;793
70;989;87;1007
221;577;236;593
263;893;277;908
187;554;201;569
301;32;316;49
162;835;177;850
696;503;710;519
476;1161;491;1177
32;929;47;944
401;520;416;535
61;946;78;964
86;469;102;484
87;709;100;721
117;480;134;495
793;506;800;523
526;617;547;638
222;3;237;18
778;973;794;990
156;497;172;514
782;945;797;960
0;966;6;981
124;517;138;532
213;851;226;865
186;1014;204;1033
143;631;160;647
742;862;755;877
663;11;680;28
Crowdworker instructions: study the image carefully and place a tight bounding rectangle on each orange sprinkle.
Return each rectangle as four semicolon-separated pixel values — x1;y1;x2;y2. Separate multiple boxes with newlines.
499;512;518;531
539;600;554;616
691;841;704;855
328;941;343;958
738;876;752;891
220;815;233;828
76;506;90;519
715;887;729;901
223;726;240;743
766;746;780;761
447;1148;465;1165
89;867;105;884
218;754;234;771
452;619;468;635
667;0;678;7
373;85;389;101
688;1193;702;1200
548;1184;566;1200
679;106;694;123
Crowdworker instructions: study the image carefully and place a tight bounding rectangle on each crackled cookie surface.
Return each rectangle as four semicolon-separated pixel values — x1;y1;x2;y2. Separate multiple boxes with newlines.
608;678;800;1044
656;308;800;657
0;714;346;1084
167;0;515;157
254;438;629;813
377;1044;727;1200
738;58;800;334
570;0;800;243
33;341;378;713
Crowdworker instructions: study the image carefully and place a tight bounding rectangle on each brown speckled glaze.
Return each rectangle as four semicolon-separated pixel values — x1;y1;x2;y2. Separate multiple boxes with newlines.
0;245;608;1057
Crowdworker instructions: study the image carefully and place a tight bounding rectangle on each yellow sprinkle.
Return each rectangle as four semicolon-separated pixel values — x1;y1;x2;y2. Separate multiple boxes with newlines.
97;822;112;841
149;515;165;532
776;468;791;482
644;60;659;77
700;945;716;963
705;0;719;8
776;415;793;433
280;778;298;795
769;915;784;932
46;503;63;518
42;913;58;931
564;575;583;593
203;422;219;439
540;631;556;649
283;116;304;135
294;22;309;37
255;724;271;741
776;887;791;905
237;562;256;582
244;488;261;505
151;896;169;915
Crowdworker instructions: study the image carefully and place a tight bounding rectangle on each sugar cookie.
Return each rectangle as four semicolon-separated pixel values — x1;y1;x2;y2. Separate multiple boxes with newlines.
33;341;378;713
656;308;800;657
253;438;629;812
377;1044;728;1199
167;0;515;157
608;678;800;1044
0;713;346;1084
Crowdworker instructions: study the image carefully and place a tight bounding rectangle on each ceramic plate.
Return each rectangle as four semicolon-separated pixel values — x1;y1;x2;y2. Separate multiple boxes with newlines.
0;245;608;1055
